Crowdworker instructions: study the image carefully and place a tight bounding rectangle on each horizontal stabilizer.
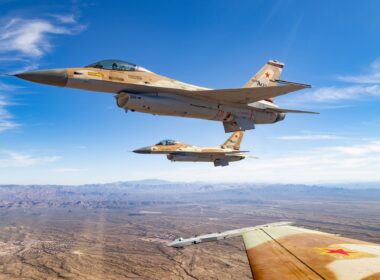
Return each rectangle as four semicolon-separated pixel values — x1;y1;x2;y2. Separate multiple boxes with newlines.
267;107;319;114
274;79;311;88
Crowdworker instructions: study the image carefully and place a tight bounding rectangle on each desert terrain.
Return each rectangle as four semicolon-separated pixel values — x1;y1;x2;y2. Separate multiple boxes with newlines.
0;181;379;279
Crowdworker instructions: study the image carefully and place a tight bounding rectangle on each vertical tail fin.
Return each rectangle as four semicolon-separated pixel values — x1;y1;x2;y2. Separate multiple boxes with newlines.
244;60;284;102
222;131;244;150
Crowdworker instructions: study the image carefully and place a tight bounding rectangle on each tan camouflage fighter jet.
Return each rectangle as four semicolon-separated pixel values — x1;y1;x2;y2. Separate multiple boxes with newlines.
133;131;251;167
10;59;317;132
169;222;380;280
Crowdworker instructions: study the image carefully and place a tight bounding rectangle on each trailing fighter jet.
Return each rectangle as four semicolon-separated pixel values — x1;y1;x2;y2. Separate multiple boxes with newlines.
10;59;317;132
168;222;380;280
133;131;251;167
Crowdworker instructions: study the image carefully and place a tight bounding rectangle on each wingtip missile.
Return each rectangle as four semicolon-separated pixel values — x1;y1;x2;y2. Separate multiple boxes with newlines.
273;79;312;88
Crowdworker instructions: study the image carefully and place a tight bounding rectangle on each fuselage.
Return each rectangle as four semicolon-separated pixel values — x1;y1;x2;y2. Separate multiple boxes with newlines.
133;140;246;166
14;59;286;130
64;67;284;125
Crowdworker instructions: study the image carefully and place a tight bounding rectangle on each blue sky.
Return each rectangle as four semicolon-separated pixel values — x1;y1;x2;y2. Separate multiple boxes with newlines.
1;0;380;184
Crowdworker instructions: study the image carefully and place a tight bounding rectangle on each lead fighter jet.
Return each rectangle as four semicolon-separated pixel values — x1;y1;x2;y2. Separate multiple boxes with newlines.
11;59;317;132
134;131;251;167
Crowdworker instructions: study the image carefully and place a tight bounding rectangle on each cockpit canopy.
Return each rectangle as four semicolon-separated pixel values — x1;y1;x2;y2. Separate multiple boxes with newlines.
85;59;137;71
155;139;178;146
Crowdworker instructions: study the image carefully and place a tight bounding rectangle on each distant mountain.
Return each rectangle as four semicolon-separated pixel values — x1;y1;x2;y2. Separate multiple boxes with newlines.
0;181;379;209
323;182;380;189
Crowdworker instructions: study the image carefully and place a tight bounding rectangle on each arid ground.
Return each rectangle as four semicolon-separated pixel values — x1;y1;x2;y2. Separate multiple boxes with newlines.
0;182;379;279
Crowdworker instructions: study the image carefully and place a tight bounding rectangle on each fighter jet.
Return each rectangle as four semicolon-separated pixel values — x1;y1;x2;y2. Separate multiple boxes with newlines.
11;59;317;132
133;131;251;167
169;222;380;280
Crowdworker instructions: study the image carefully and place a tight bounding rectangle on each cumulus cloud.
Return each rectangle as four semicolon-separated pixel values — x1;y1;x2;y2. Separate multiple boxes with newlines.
0;15;85;58
0;150;61;168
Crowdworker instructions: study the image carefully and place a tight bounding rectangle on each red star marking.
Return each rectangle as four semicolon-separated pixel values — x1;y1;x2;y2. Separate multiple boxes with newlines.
265;72;270;78
326;248;354;256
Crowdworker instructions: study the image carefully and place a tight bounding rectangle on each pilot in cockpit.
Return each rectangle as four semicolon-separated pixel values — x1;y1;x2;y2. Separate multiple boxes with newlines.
156;140;178;146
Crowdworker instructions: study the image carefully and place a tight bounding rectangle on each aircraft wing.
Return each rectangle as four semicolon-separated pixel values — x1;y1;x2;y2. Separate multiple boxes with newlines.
170;150;248;156
122;81;310;105
159;83;311;105
169;223;380;280
168;222;291;248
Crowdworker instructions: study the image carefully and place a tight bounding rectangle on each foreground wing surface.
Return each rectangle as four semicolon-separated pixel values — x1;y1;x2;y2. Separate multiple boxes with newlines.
168;222;291;248
243;225;380;280
169;223;380;280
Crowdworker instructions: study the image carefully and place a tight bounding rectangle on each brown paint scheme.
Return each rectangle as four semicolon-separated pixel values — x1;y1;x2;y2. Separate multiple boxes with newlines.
67;67;207;93
246;231;379;280
146;131;244;154
15;60;315;132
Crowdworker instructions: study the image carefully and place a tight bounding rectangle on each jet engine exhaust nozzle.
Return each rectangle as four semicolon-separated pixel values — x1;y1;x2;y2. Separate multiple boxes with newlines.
274;112;286;123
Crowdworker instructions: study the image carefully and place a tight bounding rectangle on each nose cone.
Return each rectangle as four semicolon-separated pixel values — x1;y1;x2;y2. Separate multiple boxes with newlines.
15;69;68;87
133;146;152;154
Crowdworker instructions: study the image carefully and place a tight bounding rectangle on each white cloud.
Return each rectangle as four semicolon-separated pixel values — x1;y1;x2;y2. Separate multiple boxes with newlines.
0;92;19;133
0;16;86;58
51;167;84;173
325;140;380;156
277;134;344;140
284;59;380;105
2;139;380;185
338;59;380;84
127;138;380;184
0;151;61;168
0;120;19;133
50;14;77;24
0;13;86;134
0;82;18;92
291;85;380;104
72;145;87;149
